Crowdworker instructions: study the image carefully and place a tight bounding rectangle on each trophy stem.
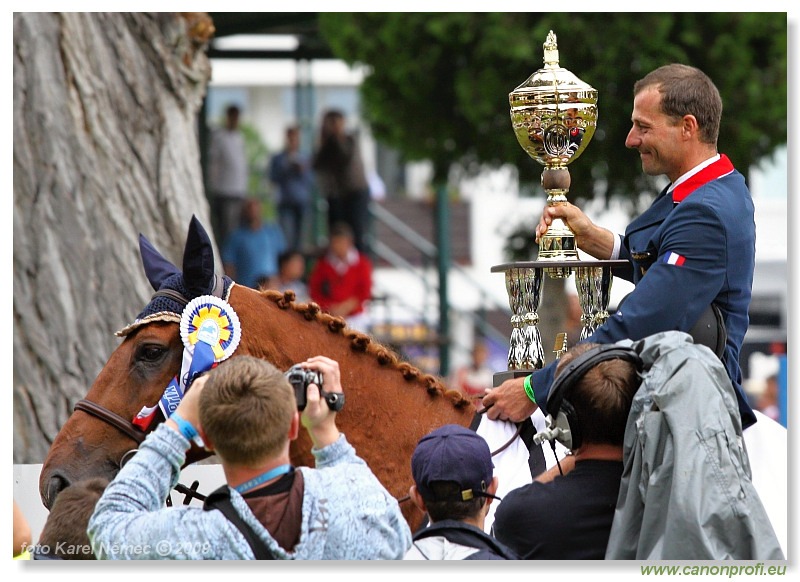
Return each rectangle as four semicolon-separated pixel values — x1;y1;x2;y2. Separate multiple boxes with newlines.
538;168;576;278
522;312;546;370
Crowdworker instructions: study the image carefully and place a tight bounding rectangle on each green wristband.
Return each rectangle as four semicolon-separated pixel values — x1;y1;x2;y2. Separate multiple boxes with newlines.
523;375;537;404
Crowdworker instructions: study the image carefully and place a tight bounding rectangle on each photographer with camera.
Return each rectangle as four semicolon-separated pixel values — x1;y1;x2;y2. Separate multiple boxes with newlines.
88;355;412;559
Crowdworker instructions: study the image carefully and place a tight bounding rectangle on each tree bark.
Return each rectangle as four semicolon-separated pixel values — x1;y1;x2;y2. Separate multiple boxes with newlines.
13;13;214;462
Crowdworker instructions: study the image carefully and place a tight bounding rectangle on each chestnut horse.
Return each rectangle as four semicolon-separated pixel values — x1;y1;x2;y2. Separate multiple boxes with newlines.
38;217;476;531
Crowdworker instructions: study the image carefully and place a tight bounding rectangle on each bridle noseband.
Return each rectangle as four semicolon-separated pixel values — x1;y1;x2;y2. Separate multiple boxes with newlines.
73;399;147;446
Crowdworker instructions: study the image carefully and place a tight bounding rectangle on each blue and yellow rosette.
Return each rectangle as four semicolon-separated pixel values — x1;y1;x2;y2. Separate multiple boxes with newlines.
179;295;241;362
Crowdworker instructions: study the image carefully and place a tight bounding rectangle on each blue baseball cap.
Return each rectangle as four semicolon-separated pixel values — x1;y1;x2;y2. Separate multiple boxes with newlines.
411;424;499;502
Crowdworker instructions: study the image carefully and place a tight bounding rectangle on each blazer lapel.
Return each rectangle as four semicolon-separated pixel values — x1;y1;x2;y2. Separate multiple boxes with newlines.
625;186;673;239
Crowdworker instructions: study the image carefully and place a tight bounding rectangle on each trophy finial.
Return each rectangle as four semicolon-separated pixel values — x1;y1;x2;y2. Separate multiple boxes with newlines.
543;30;559;67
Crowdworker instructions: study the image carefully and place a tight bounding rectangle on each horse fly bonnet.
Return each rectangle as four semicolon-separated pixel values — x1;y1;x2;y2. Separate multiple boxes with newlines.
116;216;232;336
535;344;643;451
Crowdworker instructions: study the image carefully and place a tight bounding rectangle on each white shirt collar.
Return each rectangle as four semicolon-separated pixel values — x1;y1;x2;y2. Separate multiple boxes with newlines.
327;247;359;275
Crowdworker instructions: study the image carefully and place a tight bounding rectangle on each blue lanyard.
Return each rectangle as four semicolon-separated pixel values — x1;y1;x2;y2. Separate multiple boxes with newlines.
234;464;292;494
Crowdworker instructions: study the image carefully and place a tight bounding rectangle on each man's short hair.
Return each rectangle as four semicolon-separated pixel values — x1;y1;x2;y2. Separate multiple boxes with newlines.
421;483;485;522
411;425;498;522
199;356;295;466
323;108;345;122
37;477;108;559
634;63;722;145
555;343;640;447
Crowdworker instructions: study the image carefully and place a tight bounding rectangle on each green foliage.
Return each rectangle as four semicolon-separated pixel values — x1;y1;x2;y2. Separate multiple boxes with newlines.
319;12;787;209
239;122;275;219
239;122;269;196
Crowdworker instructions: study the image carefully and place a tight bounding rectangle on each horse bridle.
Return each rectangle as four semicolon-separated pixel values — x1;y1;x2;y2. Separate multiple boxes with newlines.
71;286;229;504
73;289;191;459
73;399;148;446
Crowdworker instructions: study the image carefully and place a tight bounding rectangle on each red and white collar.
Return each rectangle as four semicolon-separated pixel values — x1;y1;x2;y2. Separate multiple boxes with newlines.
668;154;735;203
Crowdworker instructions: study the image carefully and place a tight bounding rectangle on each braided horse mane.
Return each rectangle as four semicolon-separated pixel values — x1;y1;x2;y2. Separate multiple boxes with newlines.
260;288;474;411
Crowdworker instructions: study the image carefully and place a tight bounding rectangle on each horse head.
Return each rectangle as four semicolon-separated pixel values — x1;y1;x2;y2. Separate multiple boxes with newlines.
39;216;227;508
40;217;477;530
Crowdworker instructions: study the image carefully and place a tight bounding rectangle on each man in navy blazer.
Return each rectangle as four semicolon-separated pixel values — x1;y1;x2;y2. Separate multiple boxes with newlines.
483;63;757;430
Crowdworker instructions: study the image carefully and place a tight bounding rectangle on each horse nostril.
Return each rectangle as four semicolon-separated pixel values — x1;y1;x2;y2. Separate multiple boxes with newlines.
44;473;70;510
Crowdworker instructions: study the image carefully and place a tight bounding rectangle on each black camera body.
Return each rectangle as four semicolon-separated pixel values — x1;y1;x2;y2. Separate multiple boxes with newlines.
284;364;345;412
285;365;322;411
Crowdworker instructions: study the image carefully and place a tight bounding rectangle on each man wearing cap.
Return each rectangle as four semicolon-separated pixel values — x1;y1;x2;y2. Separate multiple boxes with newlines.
404;425;518;560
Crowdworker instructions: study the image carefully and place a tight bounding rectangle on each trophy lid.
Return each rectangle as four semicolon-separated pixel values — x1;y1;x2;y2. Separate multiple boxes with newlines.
510;30;597;101
509;30;598;167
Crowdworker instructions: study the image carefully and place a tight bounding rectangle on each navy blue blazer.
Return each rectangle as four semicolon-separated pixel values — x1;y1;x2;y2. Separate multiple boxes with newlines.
531;169;757;429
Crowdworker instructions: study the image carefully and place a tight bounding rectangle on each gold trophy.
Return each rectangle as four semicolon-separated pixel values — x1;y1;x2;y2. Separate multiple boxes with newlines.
509;30;598;278
493;35;623;386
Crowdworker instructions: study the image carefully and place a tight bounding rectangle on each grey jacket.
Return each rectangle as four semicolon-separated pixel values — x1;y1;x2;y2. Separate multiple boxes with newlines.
605;331;783;560
88;424;411;559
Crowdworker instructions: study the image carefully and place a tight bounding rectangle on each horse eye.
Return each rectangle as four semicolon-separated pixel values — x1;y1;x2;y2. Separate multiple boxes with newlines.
137;344;168;363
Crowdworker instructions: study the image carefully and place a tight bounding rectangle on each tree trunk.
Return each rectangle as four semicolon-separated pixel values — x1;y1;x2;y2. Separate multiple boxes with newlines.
13;13;214;462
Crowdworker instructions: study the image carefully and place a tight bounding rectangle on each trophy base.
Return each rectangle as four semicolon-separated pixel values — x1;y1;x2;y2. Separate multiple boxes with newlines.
492;259;629;273
493;369;537;387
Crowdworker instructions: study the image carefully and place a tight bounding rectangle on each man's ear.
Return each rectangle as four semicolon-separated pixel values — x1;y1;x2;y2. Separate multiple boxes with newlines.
409;485;427;513
198;427;215;453
681;114;699;139
288;412;300;441
486;476;500;507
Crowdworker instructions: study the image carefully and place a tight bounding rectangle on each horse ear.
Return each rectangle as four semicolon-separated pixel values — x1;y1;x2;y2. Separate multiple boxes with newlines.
139;234;180;291
182;215;216;296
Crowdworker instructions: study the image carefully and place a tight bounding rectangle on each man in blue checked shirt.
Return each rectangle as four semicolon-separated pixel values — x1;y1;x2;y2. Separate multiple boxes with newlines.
88;355;411;560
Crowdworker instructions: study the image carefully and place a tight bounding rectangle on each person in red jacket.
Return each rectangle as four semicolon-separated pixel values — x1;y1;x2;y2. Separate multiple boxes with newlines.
309;222;373;332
